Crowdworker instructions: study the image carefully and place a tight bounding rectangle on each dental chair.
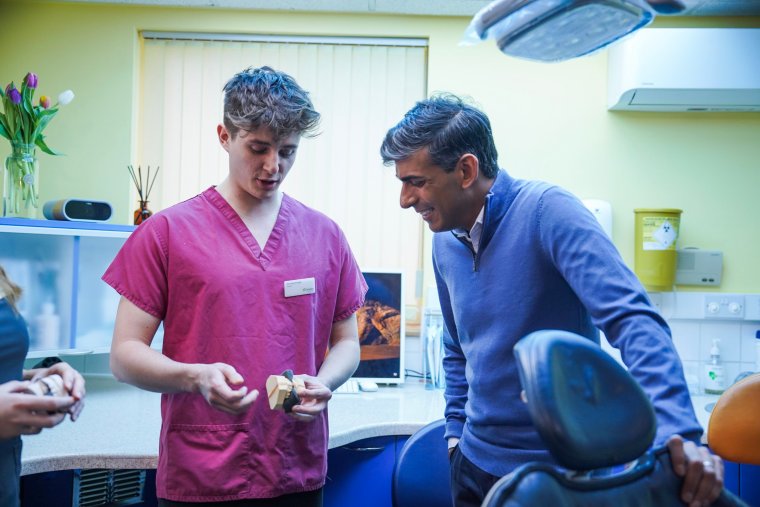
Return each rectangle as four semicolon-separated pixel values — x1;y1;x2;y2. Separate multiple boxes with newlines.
392;418;453;507
708;372;760;465
482;330;747;507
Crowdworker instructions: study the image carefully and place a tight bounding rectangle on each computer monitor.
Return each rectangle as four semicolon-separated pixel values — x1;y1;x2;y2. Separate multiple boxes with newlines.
353;270;405;384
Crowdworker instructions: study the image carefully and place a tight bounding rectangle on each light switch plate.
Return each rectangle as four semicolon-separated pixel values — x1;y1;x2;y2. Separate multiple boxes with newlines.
704;295;745;319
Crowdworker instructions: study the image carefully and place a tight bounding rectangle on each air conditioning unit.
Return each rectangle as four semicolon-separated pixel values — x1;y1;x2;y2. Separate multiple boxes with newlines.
608;28;760;112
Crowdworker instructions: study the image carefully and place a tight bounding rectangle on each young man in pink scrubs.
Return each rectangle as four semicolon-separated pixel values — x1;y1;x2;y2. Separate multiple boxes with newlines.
104;66;367;507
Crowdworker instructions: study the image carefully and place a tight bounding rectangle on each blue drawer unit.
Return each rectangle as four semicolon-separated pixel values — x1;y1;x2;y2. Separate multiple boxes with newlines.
722;458;760;505
21;469;158;507
325;436;410;507
724;459;740;497
739;463;760;506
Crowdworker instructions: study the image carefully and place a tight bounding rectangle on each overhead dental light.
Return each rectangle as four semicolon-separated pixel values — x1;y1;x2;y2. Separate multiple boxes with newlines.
463;0;684;63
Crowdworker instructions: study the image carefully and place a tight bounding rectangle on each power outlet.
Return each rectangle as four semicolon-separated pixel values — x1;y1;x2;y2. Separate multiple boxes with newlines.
704;295;745;319
649;292;662;312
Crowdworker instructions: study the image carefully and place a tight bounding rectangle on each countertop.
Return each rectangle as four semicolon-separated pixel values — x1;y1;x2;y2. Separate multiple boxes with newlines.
20;376;717;476
20;377;447;476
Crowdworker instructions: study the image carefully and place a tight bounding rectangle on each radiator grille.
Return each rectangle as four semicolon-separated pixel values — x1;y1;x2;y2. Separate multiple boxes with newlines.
73;469;145;507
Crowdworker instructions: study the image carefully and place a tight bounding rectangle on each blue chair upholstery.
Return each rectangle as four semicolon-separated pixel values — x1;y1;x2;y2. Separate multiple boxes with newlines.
393;418;453;507
482;330;747;507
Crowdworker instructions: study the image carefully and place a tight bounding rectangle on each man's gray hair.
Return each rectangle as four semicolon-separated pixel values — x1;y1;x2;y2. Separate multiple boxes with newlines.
380;93;499;178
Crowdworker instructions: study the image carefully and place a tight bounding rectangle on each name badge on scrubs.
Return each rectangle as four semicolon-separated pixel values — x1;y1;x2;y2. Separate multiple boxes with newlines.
284;277;316;298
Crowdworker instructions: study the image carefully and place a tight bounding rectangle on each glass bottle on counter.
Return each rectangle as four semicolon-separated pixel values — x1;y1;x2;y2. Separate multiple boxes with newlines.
33;301;61;350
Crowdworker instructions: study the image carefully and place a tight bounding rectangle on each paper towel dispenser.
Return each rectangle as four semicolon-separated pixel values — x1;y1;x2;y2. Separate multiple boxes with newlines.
608;28;760;112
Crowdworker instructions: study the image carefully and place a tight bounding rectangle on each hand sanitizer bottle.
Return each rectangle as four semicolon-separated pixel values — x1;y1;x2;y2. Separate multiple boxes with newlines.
703;339;725;395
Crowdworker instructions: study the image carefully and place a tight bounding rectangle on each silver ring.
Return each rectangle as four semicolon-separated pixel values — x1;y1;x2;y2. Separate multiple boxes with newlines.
702;460;714;468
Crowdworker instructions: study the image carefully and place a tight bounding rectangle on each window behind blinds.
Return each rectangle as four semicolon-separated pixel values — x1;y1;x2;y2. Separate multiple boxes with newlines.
138;34;427;319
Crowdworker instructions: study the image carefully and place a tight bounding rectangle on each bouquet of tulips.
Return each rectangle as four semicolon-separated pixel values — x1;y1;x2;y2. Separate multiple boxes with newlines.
0;72;74;153
0;72;74;216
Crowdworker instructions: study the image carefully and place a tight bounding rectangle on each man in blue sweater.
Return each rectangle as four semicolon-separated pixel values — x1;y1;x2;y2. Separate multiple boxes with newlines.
380;94;722;507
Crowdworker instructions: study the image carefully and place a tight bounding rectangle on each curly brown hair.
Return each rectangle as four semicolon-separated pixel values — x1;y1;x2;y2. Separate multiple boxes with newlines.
222;66;320;140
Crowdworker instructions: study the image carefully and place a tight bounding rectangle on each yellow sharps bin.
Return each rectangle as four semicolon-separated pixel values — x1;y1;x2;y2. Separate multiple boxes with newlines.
634;209;682;291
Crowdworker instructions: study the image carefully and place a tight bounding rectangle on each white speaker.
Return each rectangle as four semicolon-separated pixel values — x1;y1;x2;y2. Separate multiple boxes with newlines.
43;199;112;222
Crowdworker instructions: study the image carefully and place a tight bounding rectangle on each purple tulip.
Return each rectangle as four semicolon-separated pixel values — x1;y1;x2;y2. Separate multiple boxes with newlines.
25;72;38;89
8;86;21;104
4;83;12;96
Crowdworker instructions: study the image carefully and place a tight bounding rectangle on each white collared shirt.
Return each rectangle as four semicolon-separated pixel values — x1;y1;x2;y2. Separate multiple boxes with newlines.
453;206;485;254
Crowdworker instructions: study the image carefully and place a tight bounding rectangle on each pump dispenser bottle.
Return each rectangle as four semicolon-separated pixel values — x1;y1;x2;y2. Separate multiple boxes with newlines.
703;339;725;395
34;302;61;350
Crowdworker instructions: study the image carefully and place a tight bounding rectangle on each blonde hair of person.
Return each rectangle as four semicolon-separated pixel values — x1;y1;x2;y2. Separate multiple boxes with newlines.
0;264;22;312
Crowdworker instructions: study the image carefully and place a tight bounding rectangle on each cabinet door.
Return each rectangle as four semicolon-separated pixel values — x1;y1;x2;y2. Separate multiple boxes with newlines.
75;235;127;352
0;232;74;352
1;219;134;356
724;459;739;497
740;463;760;505
20;469;158;507
325;436;398;507
20;470;75;507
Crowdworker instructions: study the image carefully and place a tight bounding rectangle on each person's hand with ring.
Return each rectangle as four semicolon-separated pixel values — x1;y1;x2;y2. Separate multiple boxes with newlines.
667;434;723;507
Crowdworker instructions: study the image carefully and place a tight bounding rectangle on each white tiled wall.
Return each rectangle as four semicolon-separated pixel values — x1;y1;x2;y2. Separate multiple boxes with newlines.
602;292;760;395
671;319;760;394
407;292;760;393
656;292;760;394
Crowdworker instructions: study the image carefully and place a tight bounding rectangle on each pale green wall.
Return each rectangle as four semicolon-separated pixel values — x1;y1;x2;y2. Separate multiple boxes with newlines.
1;1;759;292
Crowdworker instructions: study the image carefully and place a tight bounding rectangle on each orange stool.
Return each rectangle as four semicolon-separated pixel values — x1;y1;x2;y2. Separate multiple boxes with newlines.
708;373;760;465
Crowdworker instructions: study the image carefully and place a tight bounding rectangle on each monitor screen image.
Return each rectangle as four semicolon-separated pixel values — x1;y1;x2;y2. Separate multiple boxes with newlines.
353;271;405;384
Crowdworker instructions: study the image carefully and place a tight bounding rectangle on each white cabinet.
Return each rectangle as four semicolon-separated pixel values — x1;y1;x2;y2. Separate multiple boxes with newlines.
0;218;133;357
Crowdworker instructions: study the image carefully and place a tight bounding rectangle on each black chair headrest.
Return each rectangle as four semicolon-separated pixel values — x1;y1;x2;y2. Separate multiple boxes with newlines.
514;330;656;471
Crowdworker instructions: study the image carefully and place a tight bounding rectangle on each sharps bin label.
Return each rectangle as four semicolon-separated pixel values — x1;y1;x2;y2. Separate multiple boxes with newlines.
642;217;679;251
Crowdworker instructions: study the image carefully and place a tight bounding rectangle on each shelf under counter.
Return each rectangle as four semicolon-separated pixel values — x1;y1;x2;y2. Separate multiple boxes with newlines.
0;217;134;235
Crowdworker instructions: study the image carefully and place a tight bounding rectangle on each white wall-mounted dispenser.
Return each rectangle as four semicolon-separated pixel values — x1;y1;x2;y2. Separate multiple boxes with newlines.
582;199;612;238
675;248;723;287
608;28;760;112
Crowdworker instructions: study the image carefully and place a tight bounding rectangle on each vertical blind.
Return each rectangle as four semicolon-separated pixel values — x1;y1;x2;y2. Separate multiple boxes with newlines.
138;34;427;315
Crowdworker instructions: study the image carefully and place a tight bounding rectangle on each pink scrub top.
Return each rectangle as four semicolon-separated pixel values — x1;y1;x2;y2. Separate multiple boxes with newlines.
103;187;367;502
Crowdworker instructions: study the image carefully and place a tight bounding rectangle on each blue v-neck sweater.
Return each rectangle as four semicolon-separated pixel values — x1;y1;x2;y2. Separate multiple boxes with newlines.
434;170;701;477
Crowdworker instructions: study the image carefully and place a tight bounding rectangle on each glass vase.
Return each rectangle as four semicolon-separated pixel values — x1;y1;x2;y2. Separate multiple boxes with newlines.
3;143;40;218
133;200;153;225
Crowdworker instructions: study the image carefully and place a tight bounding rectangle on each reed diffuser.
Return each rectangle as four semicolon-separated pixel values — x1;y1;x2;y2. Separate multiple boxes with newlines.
128;164;159;225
